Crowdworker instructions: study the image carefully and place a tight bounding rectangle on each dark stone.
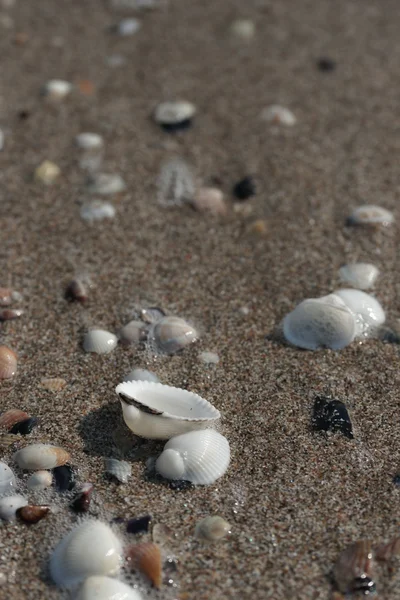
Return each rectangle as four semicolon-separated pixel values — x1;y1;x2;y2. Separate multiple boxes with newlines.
10;417;38;435
169;479;193;491
53;464;76;492
160;118;192;133
317;58;336;72
311;395;353;439
233;176;256;201
126;515;152;534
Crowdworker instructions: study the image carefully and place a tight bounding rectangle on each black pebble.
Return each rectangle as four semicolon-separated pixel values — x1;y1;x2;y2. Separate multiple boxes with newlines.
126;515;152;534
233;176;256;201
312;395;354;439
317;57;336;72
10;417;38;435
161;118;192;133
169;479;193;491
53;464;76;492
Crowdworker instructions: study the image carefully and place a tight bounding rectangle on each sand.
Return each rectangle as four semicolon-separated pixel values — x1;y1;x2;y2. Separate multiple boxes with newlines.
1;0;400;598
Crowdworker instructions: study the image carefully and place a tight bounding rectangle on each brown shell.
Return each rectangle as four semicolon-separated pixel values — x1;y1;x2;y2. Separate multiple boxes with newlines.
17;505;50;524
40;378;67;392
0;346;17;379
65;279;88;303
127;542;162;588
0;409;29;430
375;537;400;562
0;309;23;321
333;540;374;594
0;288;12;306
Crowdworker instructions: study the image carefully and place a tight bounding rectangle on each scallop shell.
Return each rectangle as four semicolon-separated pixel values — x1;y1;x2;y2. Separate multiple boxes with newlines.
104;458;132;483
0;495;28;521
283;294;356;350
260;105;296;126
43;79;73;99
80;200;116;223
154;101;196;125
77;576;143;600
75;133;104;150
155;429;230;485
116;381;220;440
0;409;29;430
14;443;70;470
118;320;148;345
0;346;17;379
0;462;16;494
148;316;198;355
123;368;160;383
83;329;118;354
27;470;53;491
339;263;379;290
50;521;123;588
117;18;141;35
157;158;195;207
348;205;394;226
334;289;385;337
127;542;162;589
195;516;231;542
333;540;375;594
17;504;50;524
87;173;126;195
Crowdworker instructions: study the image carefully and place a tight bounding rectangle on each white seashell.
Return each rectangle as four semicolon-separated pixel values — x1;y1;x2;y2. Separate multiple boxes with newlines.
34;160;61;185
87;173;126;195
123;368;160;383
118;320;148;346
156;429;230;485
283;293;356;350
230;19;255;40
117;18;141;35
148;315;199;355
157;158;195;207
195;516;231;542
27;470;53;491
116;381;220;440
334;289;385;337
14;443;70;470
198;351;220;365
83;330;118;354
50;521;123;588
75;133;104;150
80;200;116;223
261;105;296;126
43;79;73;99
339;263;379;290
77;576;143;600
0;462;16;494
0;495;27;521
348;205;394;226
154;101;196;125
104;458;132;483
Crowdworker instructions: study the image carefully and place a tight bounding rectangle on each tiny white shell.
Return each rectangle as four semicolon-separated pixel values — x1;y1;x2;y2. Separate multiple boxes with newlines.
27;470;53;491
43;79;73;99
154;101;196;125
14;444;70;470
50;521;123;588
123;368;160;383
156;429;230;485
83;329;118;354
77;576;143;600
157;158;195;207
339;263;379;290
261;105;296;126
117;381;220;439
0;495;27;521
87;173;126;195
348;205;394;226
104;458;132;483
75;133;104;150
148;315;199;355
0;462;16;494
117;18;141;35
334;289;385;337
80;200;116;223
283;293;356;350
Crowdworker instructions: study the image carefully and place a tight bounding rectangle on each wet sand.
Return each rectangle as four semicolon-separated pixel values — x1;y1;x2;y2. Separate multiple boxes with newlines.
1;0;400;598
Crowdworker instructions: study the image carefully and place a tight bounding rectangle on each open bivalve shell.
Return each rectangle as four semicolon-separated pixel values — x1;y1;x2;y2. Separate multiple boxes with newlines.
155;429;230;485
116;381;220;440
50;520;123;588
77;576;143;600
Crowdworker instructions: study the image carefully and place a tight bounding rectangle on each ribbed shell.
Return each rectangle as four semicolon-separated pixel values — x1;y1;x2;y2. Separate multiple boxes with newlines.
0;346;18;379
14;443;70;470
148;316;198;355
128;542;162;588
83;330;118;354
104;458;131;483
0;462;16;494
155;429;230;485
50;521;123;588
77;576;143;600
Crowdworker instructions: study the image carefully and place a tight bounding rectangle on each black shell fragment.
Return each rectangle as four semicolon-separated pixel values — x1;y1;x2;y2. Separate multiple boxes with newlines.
53;464;76;492
233;176;256;201
9;417;38;435
312;396;354;439
126;515;152;534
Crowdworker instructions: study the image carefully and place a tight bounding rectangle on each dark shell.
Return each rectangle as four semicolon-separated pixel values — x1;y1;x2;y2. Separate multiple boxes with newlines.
312;396;353;439
17;504;50;524
65;279;88;303
9;417;38;435
70;483;93;513
127;515;152;535
160;118;192;133
141;307;166;325
233;176;256;201
53;464;76;492
317;57;336;72
169;479;193;491
0;309;23;321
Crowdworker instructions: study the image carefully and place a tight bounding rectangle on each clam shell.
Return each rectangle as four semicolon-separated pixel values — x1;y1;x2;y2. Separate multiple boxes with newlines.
333;540;375;594
123;368;160;383
154;101;196;125
339;263;379;290
17;504;50;524
283;294;356;350
195;516;231;542
0;346;17;379
157;158;195;207
87;173;126;195
118;320;148;345
14;443;70;470
83;329;118;354
27;470;53;491
348;205;394;226
140;307;165;324
0;409;29;430
104;458;132;483
75;133;104;150
334;289;385;338
156;429;230;485
80;200;116;223
148;316;198;355
116;381;220;440
260;105;296;126
50;520;123;588
0;495;28;521
127;542;162;588
77;576;143;600
0;462;16;494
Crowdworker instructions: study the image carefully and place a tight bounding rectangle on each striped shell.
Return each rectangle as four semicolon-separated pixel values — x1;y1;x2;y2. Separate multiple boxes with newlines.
14;444;70;470
77;576;143;600
0;346;17;379
104;458;132;483
83;329;118;354
127;542;162;588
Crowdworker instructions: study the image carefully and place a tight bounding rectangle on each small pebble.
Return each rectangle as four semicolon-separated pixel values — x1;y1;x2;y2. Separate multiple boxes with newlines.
117;18;141;35
260;105;296;126
40;378;67;392
317;57;336;72
80;200;116;223
393;474;400;487
233;176;256;201
126;515;152;534
230;19;255;40
65;278;90;303
87;173;126;195
34;161;61;185
192;187;227;215
75;133;104;150
312;395;353;439
195;516;231;542
151;523;172;545
198;351;219;365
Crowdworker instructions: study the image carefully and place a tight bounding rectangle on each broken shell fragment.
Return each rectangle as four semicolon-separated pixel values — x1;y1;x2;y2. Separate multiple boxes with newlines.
83;329;118;354
34;160;61;185
127;542;162;588
261;105;296;126
77;576;143;600
80;200;116;223
154;101;196;132
50;520;123;588
42;79;73;100
195;516;231;542
339;263;379;290
17;504;50;524
0;462;16;494
123;368;160;383
348;205;394;226
0;308;23;321
118;320;148;345
0;495;28;521
87;173;126;195
333;540;376;595
312;396;353;439
70;483;93;513
27;470;53;491
156;429;230;485
104;458;132;483
0;409;29;430
148;315;199;355
0;346;17;379
14;443;70;470
117;381;220;439
375;538;400;562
